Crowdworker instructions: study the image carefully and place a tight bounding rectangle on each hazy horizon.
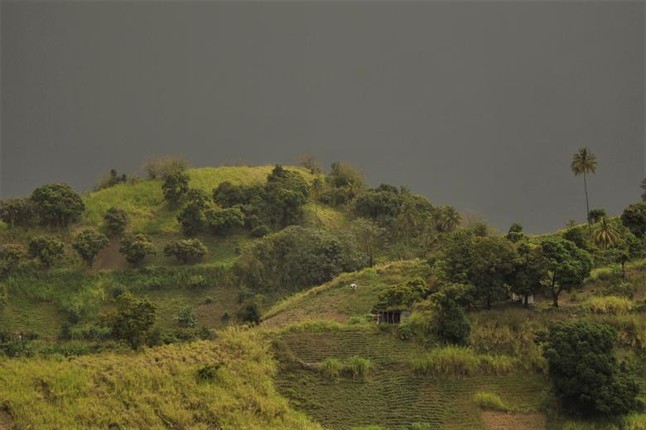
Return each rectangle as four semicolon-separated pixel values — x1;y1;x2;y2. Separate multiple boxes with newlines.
1;1;644;234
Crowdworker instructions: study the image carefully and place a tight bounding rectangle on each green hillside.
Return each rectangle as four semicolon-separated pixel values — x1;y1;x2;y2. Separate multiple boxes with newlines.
263;259;430;328
1;161;646;429
0;328;321;429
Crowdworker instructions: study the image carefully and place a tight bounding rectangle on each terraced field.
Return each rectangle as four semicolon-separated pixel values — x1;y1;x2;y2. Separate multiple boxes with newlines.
273;329;547;429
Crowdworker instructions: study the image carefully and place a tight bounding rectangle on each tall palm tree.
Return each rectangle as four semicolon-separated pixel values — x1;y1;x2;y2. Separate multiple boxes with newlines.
570;147;597;231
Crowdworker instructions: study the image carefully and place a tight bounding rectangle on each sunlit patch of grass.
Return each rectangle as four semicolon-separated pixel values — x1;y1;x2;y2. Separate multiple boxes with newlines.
0;328;322;429
473;392;514;412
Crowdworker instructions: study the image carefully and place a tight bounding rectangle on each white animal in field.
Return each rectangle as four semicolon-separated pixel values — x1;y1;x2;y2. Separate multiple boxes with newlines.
350;283;358;291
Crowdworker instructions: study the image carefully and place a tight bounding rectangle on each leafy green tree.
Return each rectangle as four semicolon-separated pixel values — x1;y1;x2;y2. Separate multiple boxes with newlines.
264;165;310;228
31;183;85;228
0;198;37;228
213;182;261;208
163;239;208;263
110;292;156;349
543;321;640;417
509;242;546;306
641;178;646;201
432;230;476;286
429;285;471;346
162;171;190;207
103;207;129;236
177;203;207;236
28;236;64;268
0;244;26;275
570;147;598;230
374;278;428;310
206;207;245;236
540;237;592;307
563;226;590;250
235;226;368;292
352;187;404;225
321;162;364;206
505;223;525;243
620;202;646;238
350;218;385;267
119;233;155;265
470;236;517;308
72;229;109;267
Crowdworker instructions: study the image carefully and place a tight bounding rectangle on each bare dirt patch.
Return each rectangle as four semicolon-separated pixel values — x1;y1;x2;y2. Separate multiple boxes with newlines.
93;238;128;271
481;412;546;430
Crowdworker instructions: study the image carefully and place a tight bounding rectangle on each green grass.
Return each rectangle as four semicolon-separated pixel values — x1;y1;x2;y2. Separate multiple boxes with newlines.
0;328;321;429
273;329;546;430
473;392;514;412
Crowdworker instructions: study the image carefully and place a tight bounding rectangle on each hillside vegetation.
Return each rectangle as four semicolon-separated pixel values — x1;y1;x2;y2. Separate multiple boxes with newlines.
0;328;320;429
1;156;646;429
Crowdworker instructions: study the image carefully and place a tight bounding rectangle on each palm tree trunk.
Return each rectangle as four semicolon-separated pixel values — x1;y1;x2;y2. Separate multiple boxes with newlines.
584;172;591;233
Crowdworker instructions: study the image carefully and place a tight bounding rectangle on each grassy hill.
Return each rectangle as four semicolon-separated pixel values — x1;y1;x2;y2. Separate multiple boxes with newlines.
0;165;350;343
0;328;321;429
83;165;318;234
2;163;646;429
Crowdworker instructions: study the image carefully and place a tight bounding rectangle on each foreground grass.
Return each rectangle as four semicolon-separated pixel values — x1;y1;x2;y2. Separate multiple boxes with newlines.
0;328;321;429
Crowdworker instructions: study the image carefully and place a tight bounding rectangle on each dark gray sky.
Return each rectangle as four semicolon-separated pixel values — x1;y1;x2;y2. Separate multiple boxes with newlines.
1;1;644;233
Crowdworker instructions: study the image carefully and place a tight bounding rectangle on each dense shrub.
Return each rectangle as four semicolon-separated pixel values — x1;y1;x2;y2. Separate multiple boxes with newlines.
175;306;197;328
543;321;640;418
104;207;129;235
164;239;208;263
119;234;156;265
237;303;261;325
0;198;37;228
72;229;109;267
621;202;646;238
109;293;156;349
28;236;65;268
0;244;27;275
162;171;189;207
31;183;85;228
235;226;368;292
206;207;245;236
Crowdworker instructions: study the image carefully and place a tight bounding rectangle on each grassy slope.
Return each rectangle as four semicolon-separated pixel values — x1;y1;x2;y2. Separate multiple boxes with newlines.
0;328;321;429
262;260;431;327
263;259;646;430
272;327;546;430
0;165;341;339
